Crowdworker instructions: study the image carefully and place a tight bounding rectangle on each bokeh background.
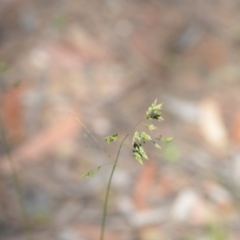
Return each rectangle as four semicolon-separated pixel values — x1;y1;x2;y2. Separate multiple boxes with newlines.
1;0;240;239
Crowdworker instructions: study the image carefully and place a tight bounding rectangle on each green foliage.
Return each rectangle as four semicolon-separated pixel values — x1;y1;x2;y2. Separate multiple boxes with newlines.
103;133;119;144
82;166;101;178
162;137;174;143
133;130;151;143
133;130;141;142
129;100;172;164
155;135;174;146
132;130;151;163
140;131;151;142
138;146;148;160
144;124;158;131
133;144;148;165
154;142;162;149
133;151;143;165
145;99;163;121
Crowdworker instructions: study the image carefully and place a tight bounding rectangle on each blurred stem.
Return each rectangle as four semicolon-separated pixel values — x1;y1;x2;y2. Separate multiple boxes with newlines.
71;114;113;159
0;114;34;240
100;134;129;240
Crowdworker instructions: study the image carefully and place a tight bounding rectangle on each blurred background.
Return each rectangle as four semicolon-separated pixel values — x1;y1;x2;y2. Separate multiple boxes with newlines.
1;0;240;239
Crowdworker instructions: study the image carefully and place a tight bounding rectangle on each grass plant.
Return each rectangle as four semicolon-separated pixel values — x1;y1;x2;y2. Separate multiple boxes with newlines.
77;99;173;240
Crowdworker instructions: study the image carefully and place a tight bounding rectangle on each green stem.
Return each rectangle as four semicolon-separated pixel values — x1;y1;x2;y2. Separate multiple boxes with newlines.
99;134;129;240
134;119;144;130
0;114;34;240
99;117;144;240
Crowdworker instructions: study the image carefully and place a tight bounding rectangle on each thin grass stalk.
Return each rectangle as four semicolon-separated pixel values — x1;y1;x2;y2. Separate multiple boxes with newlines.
0;114;34;240
99;134;129;240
